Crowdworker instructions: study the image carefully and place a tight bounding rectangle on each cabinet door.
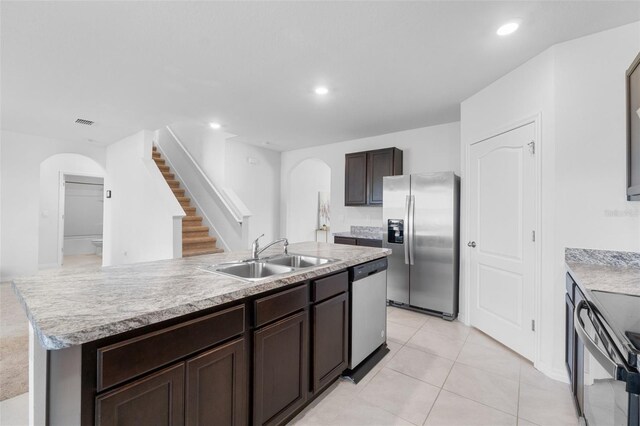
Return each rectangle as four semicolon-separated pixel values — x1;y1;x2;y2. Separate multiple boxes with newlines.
253;311;309;426
367;149;395;205
565;293;575;388
96;363;185;426
345;152;368;205
186;338;246;426
312;292;349;393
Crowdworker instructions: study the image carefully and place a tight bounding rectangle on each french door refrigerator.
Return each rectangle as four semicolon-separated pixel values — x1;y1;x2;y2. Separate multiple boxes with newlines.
383;172;460;320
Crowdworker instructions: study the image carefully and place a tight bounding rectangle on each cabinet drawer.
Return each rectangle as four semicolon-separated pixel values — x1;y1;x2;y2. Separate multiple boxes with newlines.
97;305;245;391
334;236;356;245
254;285;308;328
312;272;348;303
357;238;382;248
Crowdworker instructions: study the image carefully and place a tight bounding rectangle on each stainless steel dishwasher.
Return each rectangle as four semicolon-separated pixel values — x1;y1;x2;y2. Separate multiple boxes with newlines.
349;257;388;371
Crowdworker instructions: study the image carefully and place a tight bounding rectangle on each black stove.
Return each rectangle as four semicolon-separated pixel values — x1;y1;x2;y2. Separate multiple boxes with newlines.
590;290;640;369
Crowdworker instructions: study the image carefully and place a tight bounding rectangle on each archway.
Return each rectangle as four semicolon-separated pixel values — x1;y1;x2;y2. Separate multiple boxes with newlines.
287;158;331;243
38;153;105;269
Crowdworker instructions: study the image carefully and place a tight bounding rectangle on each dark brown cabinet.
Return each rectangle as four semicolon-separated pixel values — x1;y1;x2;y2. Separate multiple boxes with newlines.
253;310;309;426
185;338;246;426
334;236;382;248
345;152;368;205
345;148;402;206
312;292;348;392
96;364;185;426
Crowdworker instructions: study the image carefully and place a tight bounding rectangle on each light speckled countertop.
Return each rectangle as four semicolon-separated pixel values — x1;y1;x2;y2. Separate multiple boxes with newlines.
13;242;390;350
565;248;640;296
333;226;383;240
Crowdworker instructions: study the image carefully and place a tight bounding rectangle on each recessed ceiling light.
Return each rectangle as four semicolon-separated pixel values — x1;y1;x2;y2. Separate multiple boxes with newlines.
497;21;520;36
209;122;222;129
314;86;329;95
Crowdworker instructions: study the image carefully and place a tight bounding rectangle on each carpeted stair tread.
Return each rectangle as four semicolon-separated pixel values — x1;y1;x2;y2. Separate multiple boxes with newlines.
183;247;224;257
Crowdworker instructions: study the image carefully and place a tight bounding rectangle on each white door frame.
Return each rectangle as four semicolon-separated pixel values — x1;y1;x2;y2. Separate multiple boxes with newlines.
57;172;105;266
463;112;543;366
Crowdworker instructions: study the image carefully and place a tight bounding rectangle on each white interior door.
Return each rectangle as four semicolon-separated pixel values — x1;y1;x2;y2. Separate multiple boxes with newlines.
469;122;536;360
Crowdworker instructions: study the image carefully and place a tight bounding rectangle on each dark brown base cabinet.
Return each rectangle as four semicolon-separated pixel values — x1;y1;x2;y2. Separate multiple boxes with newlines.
312;292;349;392
96;364;185;426
87;270;351;426
253;311;309;426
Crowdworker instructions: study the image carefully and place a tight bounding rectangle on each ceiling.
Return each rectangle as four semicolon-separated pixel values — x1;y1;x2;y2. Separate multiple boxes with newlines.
1;2;639;151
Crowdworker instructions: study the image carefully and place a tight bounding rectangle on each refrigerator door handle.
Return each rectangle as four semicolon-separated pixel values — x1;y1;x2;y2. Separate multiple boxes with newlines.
409;195;415;265
404;195;410;265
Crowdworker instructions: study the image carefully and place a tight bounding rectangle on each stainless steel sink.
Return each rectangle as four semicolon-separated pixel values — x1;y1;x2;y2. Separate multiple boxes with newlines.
205;261;294;281
265;254;335;268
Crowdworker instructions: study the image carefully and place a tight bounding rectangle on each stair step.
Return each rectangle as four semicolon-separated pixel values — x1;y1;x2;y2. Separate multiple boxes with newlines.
152;151;161;159
154;158;165;166
183;215;203;225
183;206;196;216
157;164;170;172
183;226;209;238
183;247;224;257
166;180;180;188
152;145;157;152
172;188;185;197
183;236;216;244
162;172;175;180
183;239;218;251
176;196;190;204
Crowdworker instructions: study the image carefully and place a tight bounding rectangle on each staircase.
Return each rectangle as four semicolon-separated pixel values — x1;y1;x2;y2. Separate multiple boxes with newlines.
152;146;223;257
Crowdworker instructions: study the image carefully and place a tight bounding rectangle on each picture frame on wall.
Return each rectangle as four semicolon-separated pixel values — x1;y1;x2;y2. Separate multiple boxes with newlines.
626;51;640;201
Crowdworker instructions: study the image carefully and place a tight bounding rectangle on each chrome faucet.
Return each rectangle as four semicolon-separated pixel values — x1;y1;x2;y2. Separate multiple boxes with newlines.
251;234;289;260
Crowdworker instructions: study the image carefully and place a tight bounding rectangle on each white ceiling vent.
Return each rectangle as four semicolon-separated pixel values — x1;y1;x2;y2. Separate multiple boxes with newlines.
75;118;94;126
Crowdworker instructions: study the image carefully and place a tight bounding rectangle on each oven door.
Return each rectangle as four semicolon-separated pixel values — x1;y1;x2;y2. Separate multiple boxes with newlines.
575;300;638;426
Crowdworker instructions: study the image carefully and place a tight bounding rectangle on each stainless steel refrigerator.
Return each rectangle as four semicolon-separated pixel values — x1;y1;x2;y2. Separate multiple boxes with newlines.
382;172;460;320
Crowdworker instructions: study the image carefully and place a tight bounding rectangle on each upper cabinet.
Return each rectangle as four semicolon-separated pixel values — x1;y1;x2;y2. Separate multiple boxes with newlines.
627;51;640;200
345;148;403;206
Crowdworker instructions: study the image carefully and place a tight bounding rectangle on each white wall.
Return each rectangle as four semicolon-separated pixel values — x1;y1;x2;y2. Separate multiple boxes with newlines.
103;130;184;266
170;121;228;187
281;122;461;239
287;159;331;243
225;140;281;244
0;130;105;280
460;21;640;381
38;155;104;267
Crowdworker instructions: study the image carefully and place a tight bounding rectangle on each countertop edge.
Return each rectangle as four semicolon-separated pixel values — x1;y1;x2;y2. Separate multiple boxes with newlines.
20;249;390;350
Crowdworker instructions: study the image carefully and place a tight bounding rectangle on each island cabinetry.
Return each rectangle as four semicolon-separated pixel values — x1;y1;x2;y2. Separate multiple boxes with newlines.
253;285;309;426
311;272;349;393
93;305;247;426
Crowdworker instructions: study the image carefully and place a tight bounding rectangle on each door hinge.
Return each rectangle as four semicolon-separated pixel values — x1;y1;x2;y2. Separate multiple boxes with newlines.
531;319;536;331
532;230;536;242
528;141;535;155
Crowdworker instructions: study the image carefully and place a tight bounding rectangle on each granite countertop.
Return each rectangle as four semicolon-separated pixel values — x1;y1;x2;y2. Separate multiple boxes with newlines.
13;242;390;350
333;226;383;240
565;248;640;296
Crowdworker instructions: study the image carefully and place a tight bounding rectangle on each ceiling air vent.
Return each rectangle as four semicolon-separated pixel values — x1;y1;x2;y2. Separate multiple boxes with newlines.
75;118;94;126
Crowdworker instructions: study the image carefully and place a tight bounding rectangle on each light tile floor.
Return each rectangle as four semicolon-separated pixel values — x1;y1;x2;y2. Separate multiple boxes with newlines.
0;306;579;426
291;306;579;426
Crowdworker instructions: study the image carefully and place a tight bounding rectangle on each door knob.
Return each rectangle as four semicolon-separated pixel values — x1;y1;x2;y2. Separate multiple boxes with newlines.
467;241;476;248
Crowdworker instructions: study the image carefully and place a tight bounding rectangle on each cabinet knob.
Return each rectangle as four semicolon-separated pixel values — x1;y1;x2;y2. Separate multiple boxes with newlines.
467;241;476;248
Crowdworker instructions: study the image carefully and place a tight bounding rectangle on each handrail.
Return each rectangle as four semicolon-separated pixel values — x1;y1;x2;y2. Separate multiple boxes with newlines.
165;126;245;224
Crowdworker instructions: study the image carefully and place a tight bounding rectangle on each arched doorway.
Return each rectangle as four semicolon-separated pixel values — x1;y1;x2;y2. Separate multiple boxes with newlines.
39;154;105;269
287;158;331;243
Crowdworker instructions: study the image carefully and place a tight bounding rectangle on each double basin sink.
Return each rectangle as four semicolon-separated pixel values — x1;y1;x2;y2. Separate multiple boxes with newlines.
203;253;336;281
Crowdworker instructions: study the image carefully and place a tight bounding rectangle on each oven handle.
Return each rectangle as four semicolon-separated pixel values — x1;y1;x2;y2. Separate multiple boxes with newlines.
574;300;622;379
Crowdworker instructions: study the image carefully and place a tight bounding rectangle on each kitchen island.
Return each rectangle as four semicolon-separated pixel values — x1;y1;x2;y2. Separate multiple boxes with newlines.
12;242;391;426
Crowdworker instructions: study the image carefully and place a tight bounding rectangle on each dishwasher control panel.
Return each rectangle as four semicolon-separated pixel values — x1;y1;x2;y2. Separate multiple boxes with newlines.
350;257;388;282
